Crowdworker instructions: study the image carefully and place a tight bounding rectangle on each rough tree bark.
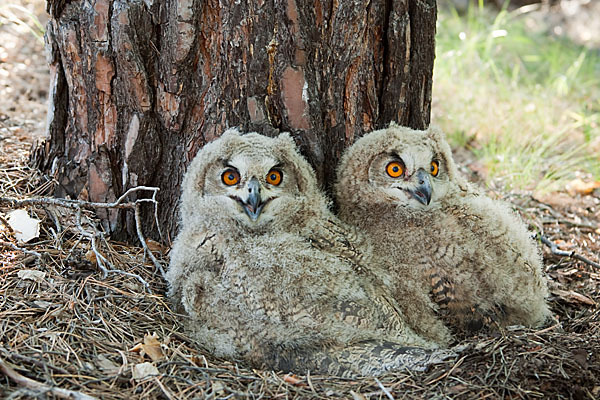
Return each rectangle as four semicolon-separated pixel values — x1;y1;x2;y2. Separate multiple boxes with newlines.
32;0;437;242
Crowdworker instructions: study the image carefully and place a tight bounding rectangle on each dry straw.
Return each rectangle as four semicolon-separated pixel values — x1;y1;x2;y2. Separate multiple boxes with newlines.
0;142;599;399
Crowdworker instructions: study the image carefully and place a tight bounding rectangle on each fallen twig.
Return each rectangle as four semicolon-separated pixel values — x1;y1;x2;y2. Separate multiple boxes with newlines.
73;207;153;294
0;240;41;258
540;235;600;270
0;348;70;375
374;377;394;400
425;354;467;385
531;323;562;336
0;357;98;400
136;203;166;280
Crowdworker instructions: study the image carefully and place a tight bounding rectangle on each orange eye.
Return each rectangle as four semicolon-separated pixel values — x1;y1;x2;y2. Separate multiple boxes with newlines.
222;169;240;186
386;161;404;178
266;169;283;186
430;160;439;177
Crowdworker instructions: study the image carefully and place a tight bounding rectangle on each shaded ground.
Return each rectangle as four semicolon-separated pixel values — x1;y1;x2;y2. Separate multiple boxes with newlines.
1;1;599;399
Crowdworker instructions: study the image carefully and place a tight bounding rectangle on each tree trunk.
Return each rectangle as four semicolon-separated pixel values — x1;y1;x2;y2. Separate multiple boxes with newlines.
32;0;437;242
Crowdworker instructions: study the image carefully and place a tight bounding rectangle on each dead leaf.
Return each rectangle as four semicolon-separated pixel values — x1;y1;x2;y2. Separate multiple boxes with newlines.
129;343;144;353
132;362;159;380
146;239;167;253
551;289;597;306
448;384;469;394
554;239;566;246
211;381;225;394
565;178;600;197
143;332;165;361
191;355;206;367
130;333;165;361
17;269;46;283
571;349;588;369
6;209;40;243
78;187;89;201
350;391;367;400
85;250;97;265
96;354;120;374
33;300;53;308
283;373;306;387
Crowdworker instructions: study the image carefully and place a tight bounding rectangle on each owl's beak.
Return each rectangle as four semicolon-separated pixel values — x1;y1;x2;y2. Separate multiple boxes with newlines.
407;169;432;205
242;177;265;221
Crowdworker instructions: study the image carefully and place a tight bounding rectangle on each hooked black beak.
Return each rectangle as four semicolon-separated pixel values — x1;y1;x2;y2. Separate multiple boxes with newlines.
407;169;432;205
242;177;265;221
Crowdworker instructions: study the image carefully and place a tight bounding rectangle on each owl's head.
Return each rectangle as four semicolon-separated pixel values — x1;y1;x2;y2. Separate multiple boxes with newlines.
180;129;326;231
336;123;468;216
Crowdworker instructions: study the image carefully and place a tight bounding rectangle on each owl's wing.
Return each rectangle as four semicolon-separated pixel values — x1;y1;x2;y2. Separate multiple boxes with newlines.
308;218;408;330
423;230;504;332
275;340;457;378
310;218;452;345
426;268;500;332
431;198;550;332
167;229;226;313
309;218;368;271
338;340;457;376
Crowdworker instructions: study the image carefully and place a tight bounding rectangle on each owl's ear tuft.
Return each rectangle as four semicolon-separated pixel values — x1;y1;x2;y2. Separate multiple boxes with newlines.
338;127;388;185
275;131;298;151
217;128;245;153
425;125;447;143
220;127;243;139
183;130;244;203
425;126;469;190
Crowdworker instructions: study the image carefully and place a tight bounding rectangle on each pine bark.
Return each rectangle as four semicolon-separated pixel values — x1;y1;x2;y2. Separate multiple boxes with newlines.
32;0;437;241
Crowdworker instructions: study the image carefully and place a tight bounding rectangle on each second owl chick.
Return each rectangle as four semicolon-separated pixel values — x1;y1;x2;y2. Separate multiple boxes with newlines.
335;124;551;336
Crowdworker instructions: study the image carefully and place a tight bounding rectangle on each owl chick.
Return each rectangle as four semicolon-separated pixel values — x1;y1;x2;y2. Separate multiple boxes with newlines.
335;124;551;336
167;129;452;377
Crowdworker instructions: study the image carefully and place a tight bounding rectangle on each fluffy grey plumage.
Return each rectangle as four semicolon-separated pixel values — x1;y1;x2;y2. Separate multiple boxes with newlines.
335;123;551;337
167;129;452;377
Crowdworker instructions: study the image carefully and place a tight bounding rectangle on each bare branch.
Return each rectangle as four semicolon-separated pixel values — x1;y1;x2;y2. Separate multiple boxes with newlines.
105;268;153;294
74;207;109;277
0;186;160;211
135;204;166;280
540;235;600;270
0;240;42;258
72;202;154;294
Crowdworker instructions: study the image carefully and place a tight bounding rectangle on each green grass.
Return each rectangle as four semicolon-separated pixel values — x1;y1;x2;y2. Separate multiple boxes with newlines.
432;2;600;193
0;3;45;43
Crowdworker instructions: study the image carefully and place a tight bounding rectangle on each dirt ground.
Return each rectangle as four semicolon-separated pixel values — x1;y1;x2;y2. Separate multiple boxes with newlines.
0;1;599;399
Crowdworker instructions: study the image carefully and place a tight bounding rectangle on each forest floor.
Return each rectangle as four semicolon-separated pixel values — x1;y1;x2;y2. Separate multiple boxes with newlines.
1;1;599;399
